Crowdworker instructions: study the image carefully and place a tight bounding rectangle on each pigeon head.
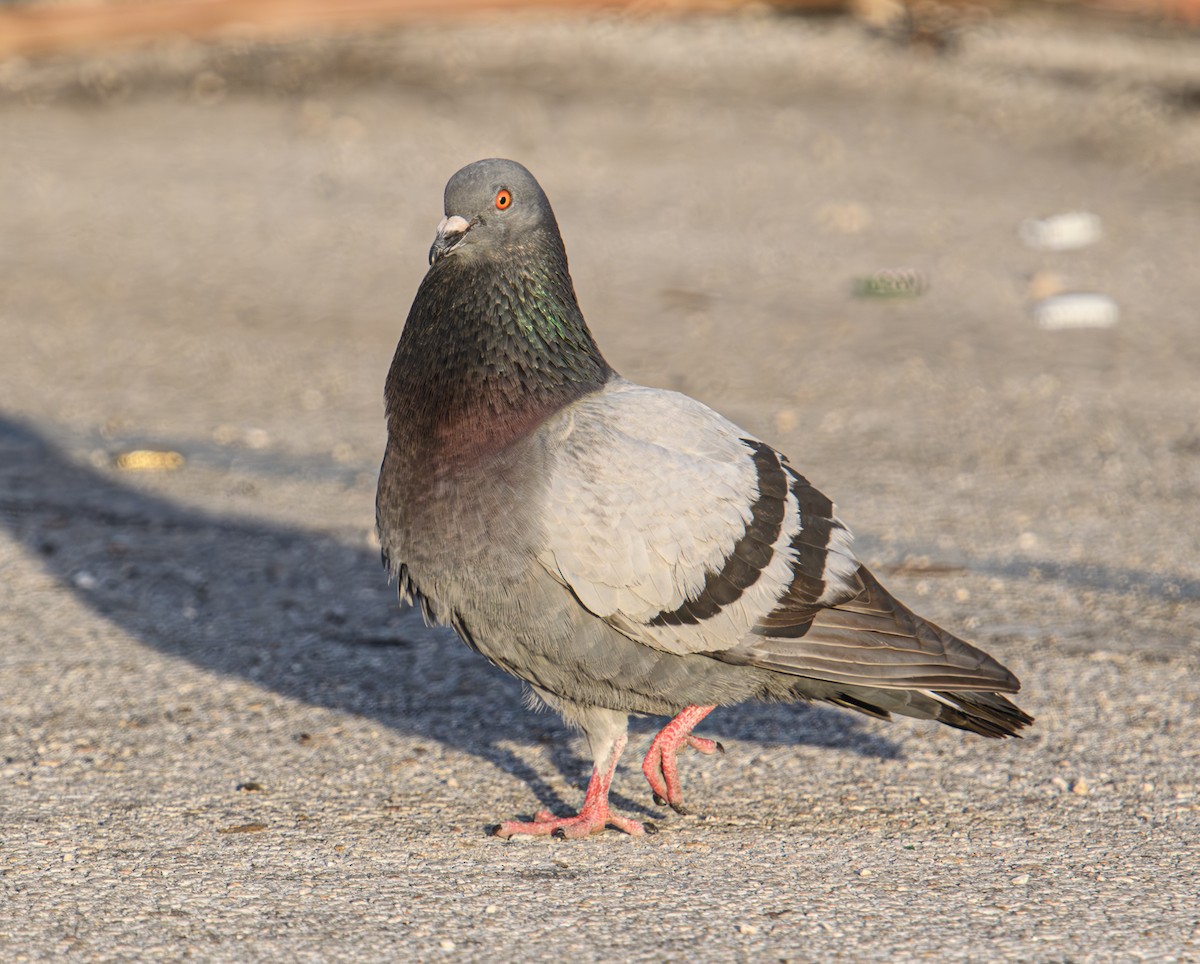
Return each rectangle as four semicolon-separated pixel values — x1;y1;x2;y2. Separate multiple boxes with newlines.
429;158;562;267
385;159;613;458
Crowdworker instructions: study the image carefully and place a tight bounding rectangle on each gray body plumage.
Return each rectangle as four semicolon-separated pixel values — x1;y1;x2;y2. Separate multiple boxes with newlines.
377;158;1031;833
378;382;778;715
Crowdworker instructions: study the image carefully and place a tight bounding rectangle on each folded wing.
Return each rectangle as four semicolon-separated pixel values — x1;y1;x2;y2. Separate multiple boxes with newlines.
538;380;1022;699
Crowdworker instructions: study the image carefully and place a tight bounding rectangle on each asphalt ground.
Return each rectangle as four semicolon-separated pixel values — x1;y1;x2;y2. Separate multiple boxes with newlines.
1;13;1198;961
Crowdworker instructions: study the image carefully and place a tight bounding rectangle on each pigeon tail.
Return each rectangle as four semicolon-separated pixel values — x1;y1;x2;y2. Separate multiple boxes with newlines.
739;566;1024;695
819;683;1033;738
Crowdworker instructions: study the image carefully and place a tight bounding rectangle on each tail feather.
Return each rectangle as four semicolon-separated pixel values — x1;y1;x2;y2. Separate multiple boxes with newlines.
819;684;1033;738
740;565;1022;694
929;689;1034;738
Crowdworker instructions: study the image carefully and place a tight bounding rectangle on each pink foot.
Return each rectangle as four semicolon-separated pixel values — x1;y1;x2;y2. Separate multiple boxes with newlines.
642;705;718;814
496;803;648;840
495;732;651;839
686;734;724;756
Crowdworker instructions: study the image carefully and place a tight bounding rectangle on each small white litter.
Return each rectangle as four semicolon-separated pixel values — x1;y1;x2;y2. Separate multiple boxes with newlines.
1019;211;1103;252
1032;293;1119;330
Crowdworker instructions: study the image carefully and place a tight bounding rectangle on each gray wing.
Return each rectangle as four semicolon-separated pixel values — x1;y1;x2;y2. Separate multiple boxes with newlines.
538;379;1019;694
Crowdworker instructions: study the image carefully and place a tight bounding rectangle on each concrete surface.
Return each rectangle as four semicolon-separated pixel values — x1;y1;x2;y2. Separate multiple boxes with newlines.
1;13;1199;961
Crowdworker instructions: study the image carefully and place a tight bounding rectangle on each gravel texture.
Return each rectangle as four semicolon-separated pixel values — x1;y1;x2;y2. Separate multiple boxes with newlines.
1;13;1198;961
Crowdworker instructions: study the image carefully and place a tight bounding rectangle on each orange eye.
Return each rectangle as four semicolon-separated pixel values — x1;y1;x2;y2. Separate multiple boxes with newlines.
494;189;512;210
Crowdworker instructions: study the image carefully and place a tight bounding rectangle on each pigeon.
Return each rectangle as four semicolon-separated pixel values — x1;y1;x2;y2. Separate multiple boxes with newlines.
376;158;1032;839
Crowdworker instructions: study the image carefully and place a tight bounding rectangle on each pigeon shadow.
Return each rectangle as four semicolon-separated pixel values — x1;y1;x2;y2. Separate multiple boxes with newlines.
0;414;905;824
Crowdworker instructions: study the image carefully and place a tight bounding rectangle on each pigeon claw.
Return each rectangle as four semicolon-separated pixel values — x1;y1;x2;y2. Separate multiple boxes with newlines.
653;790;688;814
687;735;723;756
495;806;646;840
641;705;719;814
495;732;652;839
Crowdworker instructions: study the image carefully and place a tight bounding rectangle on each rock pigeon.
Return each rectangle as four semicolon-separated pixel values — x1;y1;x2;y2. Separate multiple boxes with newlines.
376;158;1032;839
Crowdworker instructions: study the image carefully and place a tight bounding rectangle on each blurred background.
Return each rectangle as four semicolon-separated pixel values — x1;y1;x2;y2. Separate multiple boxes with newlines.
1;1;1199;959
2;0;1198;587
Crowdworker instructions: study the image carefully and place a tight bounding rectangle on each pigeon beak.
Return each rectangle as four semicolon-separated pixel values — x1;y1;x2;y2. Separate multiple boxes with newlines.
429;214;471;265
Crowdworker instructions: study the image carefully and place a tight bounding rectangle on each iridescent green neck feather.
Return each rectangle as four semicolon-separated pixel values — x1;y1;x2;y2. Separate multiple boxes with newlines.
384;231;613;462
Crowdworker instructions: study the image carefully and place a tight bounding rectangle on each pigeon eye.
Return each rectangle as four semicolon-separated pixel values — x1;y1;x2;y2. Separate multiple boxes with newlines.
494;189;512;210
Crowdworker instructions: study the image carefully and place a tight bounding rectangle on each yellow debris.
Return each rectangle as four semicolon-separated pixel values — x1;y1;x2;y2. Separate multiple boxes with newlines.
114;450;185;471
